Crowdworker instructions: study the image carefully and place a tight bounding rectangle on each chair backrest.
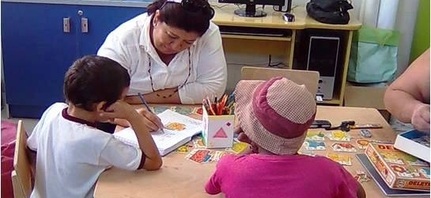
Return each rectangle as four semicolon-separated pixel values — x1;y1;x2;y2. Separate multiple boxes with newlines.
11;120;32;198
241;66;320;96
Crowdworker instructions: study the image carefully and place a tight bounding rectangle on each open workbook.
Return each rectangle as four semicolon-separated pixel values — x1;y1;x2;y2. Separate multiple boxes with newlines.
113;109;203;156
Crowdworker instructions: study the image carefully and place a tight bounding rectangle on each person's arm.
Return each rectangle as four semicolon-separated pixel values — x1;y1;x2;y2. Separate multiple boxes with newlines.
127;109;162;170
125;88;181;104
205;154;233;195
384;49;430;132
101;101;162;170
112;107;164;132
177;24;227;104
205;173;222;195
26;149;37;180
97;30;133;73
357;181;366;198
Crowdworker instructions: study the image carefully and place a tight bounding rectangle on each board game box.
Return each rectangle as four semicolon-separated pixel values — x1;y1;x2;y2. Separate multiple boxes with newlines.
365;143;430;191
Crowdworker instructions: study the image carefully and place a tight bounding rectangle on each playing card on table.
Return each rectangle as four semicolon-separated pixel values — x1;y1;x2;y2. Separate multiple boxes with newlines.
331;142;357;152
356;139;370;149
192;136;206;148
225;141;249;154
327;153;352;166
327;130;351;141
153;106;174;114
173;106;195;115
185;149;226;163
176;143;194;153
303;140;326;151
298;150;316;157
305;131;325;141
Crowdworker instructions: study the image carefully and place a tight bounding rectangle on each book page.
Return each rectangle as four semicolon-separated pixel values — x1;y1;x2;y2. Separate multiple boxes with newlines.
113;109;202;156
157;109;202;137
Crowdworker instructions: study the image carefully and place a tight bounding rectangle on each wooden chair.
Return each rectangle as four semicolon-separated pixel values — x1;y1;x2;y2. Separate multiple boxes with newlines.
241;66;320;96
11;120;32;198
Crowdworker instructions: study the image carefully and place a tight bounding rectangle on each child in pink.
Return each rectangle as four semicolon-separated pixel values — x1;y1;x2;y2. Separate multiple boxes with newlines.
205;77;366;198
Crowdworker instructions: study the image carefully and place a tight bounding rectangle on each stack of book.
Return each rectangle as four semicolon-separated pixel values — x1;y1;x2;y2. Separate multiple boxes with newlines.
357;134;430;196
394;130;430;163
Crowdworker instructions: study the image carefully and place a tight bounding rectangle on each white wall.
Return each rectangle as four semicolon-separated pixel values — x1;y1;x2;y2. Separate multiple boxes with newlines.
394;0;419;76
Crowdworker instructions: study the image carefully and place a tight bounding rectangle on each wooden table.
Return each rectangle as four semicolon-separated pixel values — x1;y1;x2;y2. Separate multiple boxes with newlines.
94;106;427;198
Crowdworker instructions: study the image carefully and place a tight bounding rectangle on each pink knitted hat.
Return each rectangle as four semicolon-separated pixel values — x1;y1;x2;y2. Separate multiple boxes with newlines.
235;76;316;155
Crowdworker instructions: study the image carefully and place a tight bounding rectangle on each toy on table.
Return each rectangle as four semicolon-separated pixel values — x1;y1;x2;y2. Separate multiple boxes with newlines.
354;170;370;183
360;129;372;138
365;143;430;191
356;139;370;150
327;130;351;141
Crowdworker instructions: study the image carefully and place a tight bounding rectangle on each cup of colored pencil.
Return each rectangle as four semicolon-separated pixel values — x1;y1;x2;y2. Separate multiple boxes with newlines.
201;94;235;148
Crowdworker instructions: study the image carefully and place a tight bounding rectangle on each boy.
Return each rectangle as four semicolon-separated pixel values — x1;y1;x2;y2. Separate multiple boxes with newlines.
205;77;366;198
27;55;162;198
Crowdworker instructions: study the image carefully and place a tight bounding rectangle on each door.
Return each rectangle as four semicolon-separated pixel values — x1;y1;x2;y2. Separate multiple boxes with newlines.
76;5;146;55
2;2;79;117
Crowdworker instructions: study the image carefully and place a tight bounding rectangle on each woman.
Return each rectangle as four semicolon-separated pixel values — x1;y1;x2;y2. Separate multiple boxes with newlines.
98;0;227;104
384;49;430;133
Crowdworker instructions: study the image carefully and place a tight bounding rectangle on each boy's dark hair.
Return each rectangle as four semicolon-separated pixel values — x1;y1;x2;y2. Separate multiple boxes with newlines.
147;0;214;36
64;55;130;111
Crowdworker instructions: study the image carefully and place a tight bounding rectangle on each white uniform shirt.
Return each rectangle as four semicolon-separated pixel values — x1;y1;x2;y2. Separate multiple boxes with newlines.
27;103;142;198
97;13;227;104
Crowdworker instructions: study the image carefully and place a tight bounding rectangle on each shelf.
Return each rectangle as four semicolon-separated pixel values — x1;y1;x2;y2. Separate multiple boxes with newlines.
219;25;293;41
318;99;341;106
221;34;291;41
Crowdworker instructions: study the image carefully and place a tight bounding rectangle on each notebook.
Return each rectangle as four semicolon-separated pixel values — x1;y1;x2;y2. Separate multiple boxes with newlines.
113;109;203;156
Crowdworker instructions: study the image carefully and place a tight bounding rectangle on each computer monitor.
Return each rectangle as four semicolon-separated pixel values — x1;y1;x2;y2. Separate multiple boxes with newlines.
219;0;289;17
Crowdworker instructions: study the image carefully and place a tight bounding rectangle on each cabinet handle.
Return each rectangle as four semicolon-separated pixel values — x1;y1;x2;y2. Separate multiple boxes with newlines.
77;10;84;16
63;17;71;33
81;17;89;33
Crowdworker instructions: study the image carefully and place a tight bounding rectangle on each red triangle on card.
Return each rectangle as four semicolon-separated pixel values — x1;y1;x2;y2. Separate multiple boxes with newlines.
213;128;228;138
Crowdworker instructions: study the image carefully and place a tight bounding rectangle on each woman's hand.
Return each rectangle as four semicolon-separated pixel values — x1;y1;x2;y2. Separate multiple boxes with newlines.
411;103;430;133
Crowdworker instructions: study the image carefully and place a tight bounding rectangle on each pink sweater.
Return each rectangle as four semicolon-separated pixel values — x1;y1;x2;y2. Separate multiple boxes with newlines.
205;154;358;198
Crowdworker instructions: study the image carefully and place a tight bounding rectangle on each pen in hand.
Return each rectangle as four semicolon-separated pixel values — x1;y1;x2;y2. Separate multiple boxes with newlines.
137;93;165;132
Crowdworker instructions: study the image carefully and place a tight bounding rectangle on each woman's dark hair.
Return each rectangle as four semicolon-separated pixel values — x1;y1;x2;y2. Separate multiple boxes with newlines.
147;0;215;36
64;55;130;111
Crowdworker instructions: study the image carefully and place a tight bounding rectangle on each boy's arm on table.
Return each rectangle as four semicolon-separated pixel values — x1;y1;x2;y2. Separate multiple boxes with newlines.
126;110;162;171
101;101;162;170
113;107;164;132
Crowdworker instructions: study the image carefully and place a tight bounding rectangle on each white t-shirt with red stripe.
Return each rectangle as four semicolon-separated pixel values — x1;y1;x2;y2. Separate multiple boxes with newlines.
27;103;142;198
